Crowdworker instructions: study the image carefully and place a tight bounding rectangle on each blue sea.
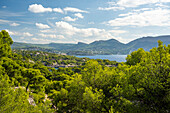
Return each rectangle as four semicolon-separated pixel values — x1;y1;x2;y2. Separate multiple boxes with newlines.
75;55;127;62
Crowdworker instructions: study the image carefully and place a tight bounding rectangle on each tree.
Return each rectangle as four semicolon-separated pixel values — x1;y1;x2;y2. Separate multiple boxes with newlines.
126;48;147;65
0;74;53;113
0;30;53;112
0;30;13;58
127;41;170;112
1;57;24;85
0;74;34;113
23;68;46;93
83;87;104;112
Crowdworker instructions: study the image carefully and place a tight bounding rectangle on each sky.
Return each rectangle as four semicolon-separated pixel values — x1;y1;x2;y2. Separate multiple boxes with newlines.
0;0;170;44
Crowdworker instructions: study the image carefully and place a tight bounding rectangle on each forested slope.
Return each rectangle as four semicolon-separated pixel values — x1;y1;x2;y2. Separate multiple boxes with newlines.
12;35;170;55
0;30;169;113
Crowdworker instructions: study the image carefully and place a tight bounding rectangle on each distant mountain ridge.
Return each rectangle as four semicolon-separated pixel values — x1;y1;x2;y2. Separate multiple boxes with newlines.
11;35;170;55
127;35;170;52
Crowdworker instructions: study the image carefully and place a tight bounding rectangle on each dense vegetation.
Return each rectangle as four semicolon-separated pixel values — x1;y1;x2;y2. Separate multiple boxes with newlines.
12;35;170;55
12;50;118;66
0;30;170;113
13;49;89;66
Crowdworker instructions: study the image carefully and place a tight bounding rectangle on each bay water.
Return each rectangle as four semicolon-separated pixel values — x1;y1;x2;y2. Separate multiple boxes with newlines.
75;55;127;62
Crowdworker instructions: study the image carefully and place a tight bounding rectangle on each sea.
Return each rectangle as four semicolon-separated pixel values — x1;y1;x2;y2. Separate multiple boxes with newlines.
75;55;127;62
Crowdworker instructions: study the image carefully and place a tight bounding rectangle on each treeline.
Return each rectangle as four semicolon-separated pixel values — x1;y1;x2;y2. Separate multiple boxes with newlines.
14;47;59;54
13;49;118;66
13;49;89;66
0;30;169;113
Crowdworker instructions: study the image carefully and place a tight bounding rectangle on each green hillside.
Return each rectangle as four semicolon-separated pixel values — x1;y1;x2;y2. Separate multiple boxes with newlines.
11;35;170;55
1;30;170;112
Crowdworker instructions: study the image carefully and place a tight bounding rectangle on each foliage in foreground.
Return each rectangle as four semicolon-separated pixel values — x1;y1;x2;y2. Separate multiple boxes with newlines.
0;30;169;113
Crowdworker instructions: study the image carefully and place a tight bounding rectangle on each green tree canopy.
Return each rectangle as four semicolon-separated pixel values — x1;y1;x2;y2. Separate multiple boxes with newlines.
0;30;13;57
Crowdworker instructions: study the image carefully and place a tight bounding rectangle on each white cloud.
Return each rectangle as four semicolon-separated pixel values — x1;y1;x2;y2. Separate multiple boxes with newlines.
31;38;39;41
74;13;84;19
117;0;170;7
23;32;33;37
119;8;152;16
98;6;125;11
6;29;33;37
119;12;135;17
109;30;127;34
107;2;117;6
155;3;170;8
0;11;23;17
30;37;74;44
5;29;18;36
35;23;50;29
33;21;128;44
62;16;77;21
28;5;89;14
0;19;10;24
10;23;20;26
99;0;170;11
2;6;7;8
63;7;88;13
38;34;65;39
108;8;170;26
55;21;100;37
117;0;157;7
161;0;170;2
55;21;72;29
54;21;121;43
31;38;52;42
132;8;153;12
40;29;53;33
38;34;56;38
55;21;77;36
28;4;52;13
53;8;64;14
57;35;65;39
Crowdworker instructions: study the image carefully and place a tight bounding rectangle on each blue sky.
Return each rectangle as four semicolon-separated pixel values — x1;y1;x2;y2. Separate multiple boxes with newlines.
0;0;170;44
